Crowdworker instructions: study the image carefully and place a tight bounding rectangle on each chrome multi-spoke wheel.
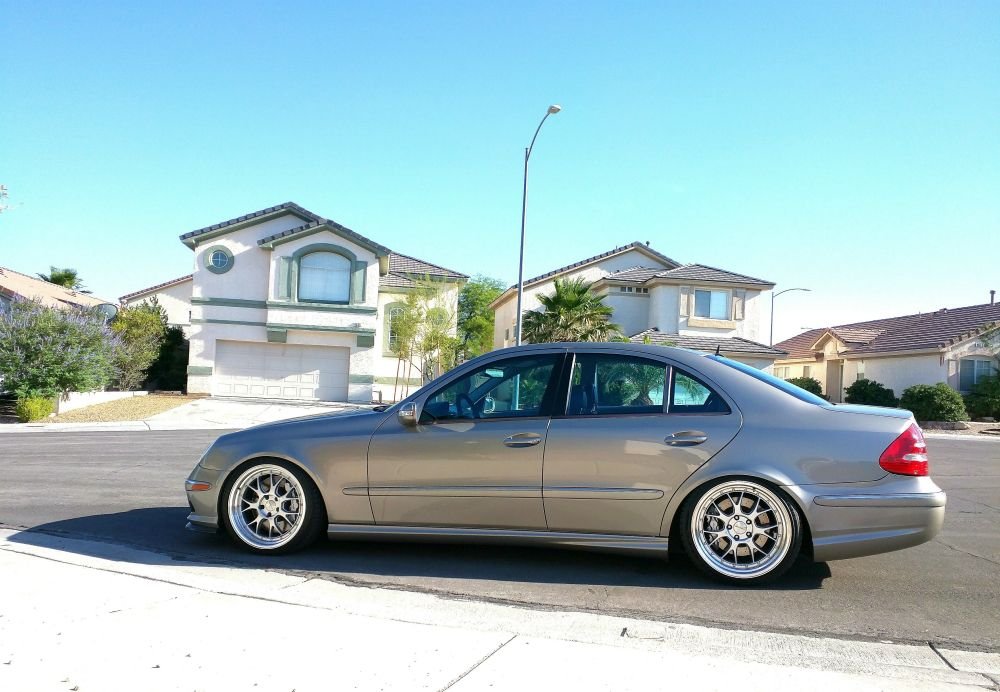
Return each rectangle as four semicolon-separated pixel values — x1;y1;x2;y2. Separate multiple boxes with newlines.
223;462;321;553
683;479;801;583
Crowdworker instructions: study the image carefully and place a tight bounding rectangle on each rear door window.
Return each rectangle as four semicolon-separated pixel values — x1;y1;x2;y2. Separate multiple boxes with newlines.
565;354;667;416
670;369;730;414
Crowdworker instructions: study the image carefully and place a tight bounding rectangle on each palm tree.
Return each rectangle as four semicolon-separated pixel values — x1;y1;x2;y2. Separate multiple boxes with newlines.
521;277;622;343
37;266;89;293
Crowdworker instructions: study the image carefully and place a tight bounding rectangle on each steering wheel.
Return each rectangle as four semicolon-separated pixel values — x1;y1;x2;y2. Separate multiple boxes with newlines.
455;393;478;419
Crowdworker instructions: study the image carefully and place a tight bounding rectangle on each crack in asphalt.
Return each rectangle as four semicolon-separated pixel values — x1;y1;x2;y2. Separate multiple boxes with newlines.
438;634;516;691
934;538;1000;568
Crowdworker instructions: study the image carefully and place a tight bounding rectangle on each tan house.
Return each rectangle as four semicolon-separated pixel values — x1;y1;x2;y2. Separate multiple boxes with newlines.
0;266;111;311
773;300;1000;402
490;242;785;369
121;203;466;404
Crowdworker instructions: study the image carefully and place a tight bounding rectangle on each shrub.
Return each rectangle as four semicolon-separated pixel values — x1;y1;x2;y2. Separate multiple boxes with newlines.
145;326;189;391
965;376;1000;420
112;301;168;390
15;396;55;422
786;376;823;397
0;298;119;399
844;378;898;407
899;383;969;422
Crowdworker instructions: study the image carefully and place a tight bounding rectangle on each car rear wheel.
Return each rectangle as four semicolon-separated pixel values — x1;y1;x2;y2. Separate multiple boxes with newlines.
681;478;802;584
221;460;324;554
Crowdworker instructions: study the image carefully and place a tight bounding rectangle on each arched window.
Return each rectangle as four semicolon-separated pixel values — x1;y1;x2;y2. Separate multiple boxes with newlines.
298;252;351;303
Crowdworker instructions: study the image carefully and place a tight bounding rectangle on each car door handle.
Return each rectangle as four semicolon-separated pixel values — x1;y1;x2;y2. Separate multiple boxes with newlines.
503;433;543;448
664;431;708;447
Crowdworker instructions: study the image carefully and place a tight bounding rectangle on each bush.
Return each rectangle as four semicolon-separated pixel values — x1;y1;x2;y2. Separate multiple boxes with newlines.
786;376;823;396
844;378;898;407
145;326;189;391
965;376;1000;420
899;383;969;422
112;301;168;391
15;396;55;422
0;298;119;399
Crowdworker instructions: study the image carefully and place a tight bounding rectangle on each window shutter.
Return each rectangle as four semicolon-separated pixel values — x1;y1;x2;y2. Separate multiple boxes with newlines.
733;289;746;320
680;286;691;316
351;261;367;303
276;257;292;300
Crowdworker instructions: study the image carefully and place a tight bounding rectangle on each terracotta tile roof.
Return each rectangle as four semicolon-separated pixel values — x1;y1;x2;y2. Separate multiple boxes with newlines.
388;253;467;279
0;266;111;309
655;264;774;286
630;328;787;357
775;302;1000;358
603;266;664;283
120;274;193;302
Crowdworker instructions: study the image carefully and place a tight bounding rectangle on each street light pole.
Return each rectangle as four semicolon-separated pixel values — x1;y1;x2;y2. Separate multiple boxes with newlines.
770;287;811;345
515;105;561;346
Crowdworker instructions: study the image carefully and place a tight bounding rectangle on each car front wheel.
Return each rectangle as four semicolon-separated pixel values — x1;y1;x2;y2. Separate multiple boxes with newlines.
221;460;324;554
681;478;802;584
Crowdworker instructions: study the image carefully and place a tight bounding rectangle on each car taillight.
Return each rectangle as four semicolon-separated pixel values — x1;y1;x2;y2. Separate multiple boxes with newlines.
879;422;929;476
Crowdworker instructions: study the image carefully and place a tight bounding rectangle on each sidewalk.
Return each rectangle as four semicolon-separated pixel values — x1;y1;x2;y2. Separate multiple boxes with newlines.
0;398;365;433
1;529;997;691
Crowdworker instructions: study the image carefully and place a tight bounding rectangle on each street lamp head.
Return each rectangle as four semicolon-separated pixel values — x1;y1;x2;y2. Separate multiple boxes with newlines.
547;105;562;114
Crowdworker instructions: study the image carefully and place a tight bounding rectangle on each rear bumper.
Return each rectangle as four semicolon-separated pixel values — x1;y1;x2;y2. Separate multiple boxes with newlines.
803;488;946;562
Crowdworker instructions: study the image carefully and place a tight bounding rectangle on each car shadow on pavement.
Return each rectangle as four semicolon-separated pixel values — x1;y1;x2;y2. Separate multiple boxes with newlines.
6;506;832;591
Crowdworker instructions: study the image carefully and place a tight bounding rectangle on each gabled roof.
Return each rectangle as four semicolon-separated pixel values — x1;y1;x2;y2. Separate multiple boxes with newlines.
602;266;664;283
256;219;391;256
0;266;110;309
491;242;681;308
653;263;773;287
629;328;787;357
120;274;193;302
180;202;321;247
776;302;1000;359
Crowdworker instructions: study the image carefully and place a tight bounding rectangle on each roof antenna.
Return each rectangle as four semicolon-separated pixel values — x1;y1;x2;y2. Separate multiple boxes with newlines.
715;345;721;356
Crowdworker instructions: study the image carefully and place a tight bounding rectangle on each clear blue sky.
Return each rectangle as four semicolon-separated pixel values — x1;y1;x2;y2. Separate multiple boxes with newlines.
2;1;997;343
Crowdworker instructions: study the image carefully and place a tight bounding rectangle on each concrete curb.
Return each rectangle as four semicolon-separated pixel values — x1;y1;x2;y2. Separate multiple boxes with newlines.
0;529;997;691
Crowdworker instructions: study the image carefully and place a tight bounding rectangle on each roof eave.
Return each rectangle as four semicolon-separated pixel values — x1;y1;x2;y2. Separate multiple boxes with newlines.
180;206;318;248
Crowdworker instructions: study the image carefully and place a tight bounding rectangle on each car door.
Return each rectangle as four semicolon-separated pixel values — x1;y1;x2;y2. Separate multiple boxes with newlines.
367;351;566;529
542;350;742;536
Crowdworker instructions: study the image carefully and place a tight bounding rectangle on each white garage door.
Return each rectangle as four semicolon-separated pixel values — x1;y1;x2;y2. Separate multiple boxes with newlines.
214;341;350;401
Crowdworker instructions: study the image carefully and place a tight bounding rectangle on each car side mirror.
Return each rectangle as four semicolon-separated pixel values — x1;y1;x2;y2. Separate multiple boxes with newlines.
397;402;418;427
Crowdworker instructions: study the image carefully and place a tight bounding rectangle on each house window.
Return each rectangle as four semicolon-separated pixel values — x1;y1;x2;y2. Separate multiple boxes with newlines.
774;366;790;379
386;305;405;353
960;358;996;391
694;289;729;320
803;365;811;378
640;288;649;294
299;252;351;303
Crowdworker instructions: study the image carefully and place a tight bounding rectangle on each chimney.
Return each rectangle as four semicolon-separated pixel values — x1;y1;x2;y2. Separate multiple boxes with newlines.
992;289;996;305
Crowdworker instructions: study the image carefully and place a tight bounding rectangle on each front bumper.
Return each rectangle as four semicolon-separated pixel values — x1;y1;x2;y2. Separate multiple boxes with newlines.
185;464;223;533
800;483;946;562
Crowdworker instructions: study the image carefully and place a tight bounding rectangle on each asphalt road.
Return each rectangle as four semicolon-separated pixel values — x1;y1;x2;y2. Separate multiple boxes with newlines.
1;430;997;651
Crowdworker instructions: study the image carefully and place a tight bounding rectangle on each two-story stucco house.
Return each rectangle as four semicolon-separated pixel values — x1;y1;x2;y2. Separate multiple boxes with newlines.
121;203;466;403
490;242;785;368
773;299;1000;402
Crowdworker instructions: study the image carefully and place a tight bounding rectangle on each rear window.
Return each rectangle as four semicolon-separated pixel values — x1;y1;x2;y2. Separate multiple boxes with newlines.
709;355;829;406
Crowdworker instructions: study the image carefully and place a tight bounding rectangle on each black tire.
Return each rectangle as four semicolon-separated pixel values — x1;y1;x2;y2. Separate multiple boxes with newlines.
679;477;802;585
219;459;325;555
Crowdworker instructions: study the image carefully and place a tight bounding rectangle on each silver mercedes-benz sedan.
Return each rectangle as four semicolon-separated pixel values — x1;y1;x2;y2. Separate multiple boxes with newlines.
185;343;945;584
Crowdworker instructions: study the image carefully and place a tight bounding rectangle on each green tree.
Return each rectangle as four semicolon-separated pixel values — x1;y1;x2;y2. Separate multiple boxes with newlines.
388;281;459;399
520;277;622;344
0;299;118;398
457;276;504;360
145;326;190;391
37;266;89;292
111;300;168;390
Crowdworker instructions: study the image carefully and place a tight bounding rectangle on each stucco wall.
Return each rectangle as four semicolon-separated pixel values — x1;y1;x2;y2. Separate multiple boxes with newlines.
602;291;651;337
849;355;948;399
122;279;193;329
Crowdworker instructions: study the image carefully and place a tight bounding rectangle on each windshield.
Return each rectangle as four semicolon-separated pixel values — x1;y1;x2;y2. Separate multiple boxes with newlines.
709;355;829;406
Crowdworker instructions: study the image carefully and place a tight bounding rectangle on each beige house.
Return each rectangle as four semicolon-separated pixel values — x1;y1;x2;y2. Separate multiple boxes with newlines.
490;242;785;369
0;266;111;311
773;301;1000;402
122;203;466;403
